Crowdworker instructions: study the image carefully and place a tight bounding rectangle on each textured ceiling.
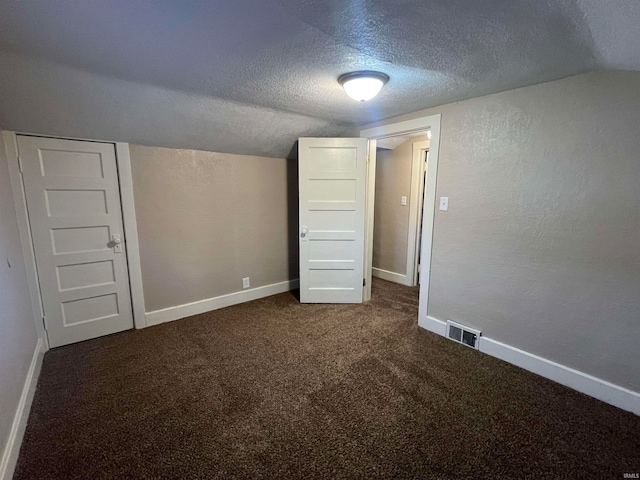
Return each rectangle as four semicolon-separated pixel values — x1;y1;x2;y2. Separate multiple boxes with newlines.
0;0;638;158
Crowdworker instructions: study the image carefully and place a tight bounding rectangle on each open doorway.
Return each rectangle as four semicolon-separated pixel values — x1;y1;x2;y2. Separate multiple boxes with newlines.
370;132;430;288
360;114;441;324
295;114;440;313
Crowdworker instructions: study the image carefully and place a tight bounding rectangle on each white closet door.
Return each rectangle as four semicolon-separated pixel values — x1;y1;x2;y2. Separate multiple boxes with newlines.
18;135;133;347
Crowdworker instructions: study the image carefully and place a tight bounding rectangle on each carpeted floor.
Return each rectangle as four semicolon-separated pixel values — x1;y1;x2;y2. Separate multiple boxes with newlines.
14;279;640;479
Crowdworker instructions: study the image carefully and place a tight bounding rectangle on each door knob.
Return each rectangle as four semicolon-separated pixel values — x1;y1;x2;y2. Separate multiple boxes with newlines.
300;227;308;238
110;234;123;253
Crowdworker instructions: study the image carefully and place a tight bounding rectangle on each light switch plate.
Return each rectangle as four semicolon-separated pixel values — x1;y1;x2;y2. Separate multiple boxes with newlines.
439;197;449;211
401;196;407;206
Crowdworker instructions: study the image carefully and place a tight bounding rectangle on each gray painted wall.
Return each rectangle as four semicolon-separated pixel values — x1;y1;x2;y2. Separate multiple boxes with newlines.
129;145;298;313
373;136;429;276
0;135;39;458
362;71;640;392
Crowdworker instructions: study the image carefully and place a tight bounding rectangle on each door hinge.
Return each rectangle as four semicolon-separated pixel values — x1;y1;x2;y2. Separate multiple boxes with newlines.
366;154;370;164
42;316;48;331
18;156;24;173
363;278;366;287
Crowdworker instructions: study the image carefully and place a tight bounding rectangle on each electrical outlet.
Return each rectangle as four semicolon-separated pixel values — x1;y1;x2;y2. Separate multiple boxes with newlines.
242;277;250;289
401;196;407;206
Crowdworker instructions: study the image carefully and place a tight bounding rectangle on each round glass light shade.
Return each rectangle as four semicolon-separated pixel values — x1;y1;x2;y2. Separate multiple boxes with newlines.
339;72;389;102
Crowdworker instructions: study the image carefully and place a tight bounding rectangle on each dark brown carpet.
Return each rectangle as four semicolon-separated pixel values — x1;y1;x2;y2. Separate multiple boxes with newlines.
14;279;640;479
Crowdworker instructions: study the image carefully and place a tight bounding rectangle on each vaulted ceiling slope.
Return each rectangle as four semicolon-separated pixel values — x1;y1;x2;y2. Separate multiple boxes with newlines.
0;0;638;158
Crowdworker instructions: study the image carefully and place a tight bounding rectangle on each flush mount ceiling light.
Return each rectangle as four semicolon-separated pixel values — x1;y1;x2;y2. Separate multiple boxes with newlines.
338;71;389;102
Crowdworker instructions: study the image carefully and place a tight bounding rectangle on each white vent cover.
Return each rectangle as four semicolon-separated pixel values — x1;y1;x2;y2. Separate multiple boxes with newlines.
446;320;481;350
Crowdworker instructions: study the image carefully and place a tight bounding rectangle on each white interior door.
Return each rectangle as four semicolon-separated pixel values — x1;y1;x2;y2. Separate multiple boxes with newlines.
17;135;133;347
298;137;368;303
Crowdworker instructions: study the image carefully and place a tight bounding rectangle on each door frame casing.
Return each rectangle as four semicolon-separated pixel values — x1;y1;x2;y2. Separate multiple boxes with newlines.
407;141;430;286
360;114;441;323
3;131;147;350
362;138;377;301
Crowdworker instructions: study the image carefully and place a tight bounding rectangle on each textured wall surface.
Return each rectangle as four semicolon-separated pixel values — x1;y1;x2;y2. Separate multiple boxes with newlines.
373;136;429;275
129;145;298;312
0;135;39;458
362;71;640;392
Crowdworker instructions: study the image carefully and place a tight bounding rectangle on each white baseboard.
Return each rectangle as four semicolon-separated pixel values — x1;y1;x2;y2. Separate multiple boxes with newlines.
146;279;300;326
419;315;447;336
372;267;412;287
0;338;45;480
420;315;640;416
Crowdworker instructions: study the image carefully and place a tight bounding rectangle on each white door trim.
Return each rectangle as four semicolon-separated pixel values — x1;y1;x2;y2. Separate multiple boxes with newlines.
2;131;147;349
362;139;377;301
360;114;441;316
3;132;47;344
114;143;146;329
407;141;430;286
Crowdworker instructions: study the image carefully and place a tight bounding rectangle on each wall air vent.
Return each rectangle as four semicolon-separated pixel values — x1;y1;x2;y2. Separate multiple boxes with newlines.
446;320;481;350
